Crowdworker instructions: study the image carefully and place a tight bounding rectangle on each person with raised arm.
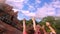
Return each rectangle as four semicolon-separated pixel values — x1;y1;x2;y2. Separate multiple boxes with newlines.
23;18;27;34
32;17;41;34
46;22;56;34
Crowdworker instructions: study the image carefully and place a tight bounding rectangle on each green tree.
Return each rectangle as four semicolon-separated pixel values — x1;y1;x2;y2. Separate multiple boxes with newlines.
55;19;60;34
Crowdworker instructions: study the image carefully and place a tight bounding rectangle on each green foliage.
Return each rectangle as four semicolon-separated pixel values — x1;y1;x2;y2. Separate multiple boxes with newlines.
55;19;60;34
26;19;33;25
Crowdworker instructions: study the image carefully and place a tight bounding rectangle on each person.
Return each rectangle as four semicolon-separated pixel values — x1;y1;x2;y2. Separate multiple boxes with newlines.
35;24;42;34
46;22;56;34
32;17;42;34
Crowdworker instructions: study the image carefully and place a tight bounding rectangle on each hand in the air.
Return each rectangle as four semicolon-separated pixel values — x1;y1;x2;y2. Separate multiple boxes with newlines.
46;22;50;27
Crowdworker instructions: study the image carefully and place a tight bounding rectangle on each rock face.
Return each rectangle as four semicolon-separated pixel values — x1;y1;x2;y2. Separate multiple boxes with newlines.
0;4;22;34
0;0;5;4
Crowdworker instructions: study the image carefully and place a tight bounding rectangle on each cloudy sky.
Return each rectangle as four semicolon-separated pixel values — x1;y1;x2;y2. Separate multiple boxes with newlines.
5;0;60;20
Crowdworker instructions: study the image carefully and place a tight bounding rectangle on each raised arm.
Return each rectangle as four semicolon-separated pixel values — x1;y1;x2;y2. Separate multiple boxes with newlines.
32;17;36;31
46;22;56;34
23;18;27;34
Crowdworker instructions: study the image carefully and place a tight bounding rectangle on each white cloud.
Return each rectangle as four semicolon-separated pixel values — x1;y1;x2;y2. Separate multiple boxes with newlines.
36;5;48;18
21;10;36;17
5;0;25;10
17;16;24;20
51;0;60;8
5;0;60;20
34;0;60;18
35;0;41;4
6;0;24;3
12;9;20;12
20;0;60;19
34;3;55;18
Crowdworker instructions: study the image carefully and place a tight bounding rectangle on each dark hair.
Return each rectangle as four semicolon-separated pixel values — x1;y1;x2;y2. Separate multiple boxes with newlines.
27;27;34;34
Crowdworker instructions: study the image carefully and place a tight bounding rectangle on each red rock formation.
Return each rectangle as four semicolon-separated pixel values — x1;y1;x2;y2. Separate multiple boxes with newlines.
0;4;22;34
